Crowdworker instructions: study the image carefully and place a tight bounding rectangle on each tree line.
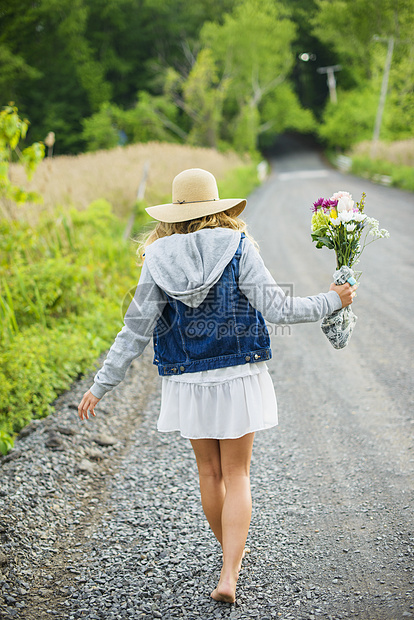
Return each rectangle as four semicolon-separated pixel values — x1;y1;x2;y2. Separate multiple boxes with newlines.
1;0;413;155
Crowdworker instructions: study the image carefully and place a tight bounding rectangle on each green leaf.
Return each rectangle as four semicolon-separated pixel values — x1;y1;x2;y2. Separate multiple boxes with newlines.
311;227;329;241
314;236;334;249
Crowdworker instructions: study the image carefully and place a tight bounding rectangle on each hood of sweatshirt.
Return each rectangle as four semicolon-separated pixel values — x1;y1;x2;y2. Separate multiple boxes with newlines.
144;228;242;307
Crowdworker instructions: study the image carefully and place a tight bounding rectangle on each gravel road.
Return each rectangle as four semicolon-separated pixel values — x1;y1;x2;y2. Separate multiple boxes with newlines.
1;136;413;620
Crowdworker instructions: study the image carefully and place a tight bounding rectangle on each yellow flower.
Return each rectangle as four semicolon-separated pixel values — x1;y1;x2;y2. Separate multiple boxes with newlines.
330;208;337;219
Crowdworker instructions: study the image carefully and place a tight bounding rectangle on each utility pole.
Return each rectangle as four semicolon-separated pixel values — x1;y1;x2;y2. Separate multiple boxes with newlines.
317;65;342;104
370;36;395;159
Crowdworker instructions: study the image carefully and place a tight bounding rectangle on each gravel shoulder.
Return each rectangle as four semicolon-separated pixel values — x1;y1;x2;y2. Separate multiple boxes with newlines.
0;348;160;620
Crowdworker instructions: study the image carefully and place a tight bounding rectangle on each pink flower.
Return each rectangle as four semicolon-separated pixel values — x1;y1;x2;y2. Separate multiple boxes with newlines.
330;191;354;212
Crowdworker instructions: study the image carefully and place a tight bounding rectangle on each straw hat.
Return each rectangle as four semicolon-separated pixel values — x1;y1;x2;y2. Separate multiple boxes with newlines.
145;168;247;223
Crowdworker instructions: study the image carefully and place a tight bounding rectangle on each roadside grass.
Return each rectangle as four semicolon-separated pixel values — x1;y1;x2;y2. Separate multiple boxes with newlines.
0;150;260;455
347;139;414;192
350;156;414;192
0;200;138;454
350;139;414;167
7;141;249;224
218;162;261;201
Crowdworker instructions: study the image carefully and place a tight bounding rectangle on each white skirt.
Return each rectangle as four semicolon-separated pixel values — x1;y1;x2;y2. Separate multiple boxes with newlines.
157;361;278;440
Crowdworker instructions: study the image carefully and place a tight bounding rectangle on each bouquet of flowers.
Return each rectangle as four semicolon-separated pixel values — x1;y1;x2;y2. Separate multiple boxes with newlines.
311;190;389;349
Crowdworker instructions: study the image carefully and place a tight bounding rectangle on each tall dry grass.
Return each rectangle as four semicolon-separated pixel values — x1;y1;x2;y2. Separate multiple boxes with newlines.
7;142;248;223
350;139;414;167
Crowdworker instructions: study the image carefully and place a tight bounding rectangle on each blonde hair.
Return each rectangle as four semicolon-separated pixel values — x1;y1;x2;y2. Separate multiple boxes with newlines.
135;210;258;264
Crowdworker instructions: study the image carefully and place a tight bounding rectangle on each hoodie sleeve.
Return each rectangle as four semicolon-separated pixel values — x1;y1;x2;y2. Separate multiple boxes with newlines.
90;261;167;399
238;237;342;325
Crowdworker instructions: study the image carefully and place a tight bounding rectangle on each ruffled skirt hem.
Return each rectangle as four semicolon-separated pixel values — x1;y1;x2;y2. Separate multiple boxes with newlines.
157;367;278;440
157;423;277;441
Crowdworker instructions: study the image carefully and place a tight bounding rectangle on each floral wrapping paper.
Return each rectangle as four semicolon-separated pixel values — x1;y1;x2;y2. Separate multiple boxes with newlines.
321;266;357;349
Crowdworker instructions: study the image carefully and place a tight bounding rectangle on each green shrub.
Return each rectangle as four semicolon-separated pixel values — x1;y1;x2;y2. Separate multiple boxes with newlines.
319;88;378;150
82;94;179;152
218;162;261;201
350;156;414;192
0;200;140;452
81;103;121;152
0;200;137;333
0;303;122;442
0;431;13;456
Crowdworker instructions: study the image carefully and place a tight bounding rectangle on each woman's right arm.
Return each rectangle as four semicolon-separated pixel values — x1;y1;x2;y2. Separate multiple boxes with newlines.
88;261;167;400
238;237;353;325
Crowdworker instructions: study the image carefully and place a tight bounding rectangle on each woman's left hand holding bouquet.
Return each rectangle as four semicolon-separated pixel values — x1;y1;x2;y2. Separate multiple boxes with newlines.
78;390;100;421
329;282;357;308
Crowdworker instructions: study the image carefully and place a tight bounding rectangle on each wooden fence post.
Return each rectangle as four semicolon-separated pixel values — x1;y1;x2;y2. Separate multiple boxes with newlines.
123;161;149;240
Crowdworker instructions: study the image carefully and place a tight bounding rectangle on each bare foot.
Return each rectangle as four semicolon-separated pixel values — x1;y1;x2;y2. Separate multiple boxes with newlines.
211;581;236;603
237;546;250;573
212;548;251;603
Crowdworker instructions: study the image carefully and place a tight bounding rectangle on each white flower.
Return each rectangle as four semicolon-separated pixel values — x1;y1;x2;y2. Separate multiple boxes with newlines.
346;223;357;232
364;216;381;237
352;212;367;222
331;190;354;212
370;226;390;239
330;217;340;226
338;210;355;223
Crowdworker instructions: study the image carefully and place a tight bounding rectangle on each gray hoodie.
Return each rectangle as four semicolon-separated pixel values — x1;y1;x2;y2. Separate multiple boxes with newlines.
90;228;341;399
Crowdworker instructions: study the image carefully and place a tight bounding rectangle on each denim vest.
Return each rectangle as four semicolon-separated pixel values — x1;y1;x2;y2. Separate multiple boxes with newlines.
152;233;272;376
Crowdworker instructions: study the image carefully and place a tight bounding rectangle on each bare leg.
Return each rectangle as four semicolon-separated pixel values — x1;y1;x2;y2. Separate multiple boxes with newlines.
211;432;254;603
190;438;225;545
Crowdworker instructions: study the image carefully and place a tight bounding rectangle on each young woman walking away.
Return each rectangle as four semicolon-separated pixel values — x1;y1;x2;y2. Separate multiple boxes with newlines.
78;168;356;603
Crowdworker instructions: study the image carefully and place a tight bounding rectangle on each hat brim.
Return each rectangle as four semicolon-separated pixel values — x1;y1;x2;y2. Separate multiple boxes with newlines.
145;198;246;223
